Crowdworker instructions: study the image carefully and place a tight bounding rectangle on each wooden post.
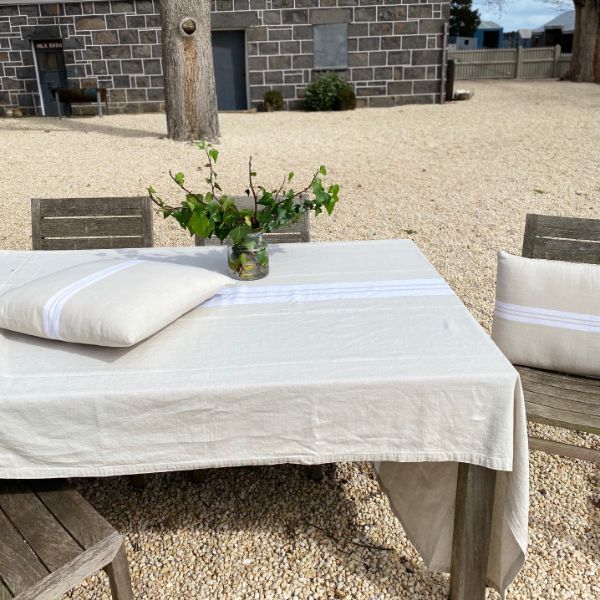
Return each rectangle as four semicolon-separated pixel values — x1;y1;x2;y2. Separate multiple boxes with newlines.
105;544;134;600
553;44;562;78
514;45;522;79
449;463;496;600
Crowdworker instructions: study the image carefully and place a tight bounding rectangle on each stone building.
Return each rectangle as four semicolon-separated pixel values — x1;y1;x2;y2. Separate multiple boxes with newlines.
0;0;449;117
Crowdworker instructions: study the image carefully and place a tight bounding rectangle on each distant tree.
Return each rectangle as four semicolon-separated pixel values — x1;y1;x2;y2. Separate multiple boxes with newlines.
450;0;482;37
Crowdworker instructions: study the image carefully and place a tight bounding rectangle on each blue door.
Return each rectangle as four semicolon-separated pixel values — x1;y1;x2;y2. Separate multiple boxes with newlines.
34;40;69;116
212;30;247;111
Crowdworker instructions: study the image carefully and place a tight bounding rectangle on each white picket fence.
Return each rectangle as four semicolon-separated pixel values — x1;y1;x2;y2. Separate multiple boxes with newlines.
448;46;572;80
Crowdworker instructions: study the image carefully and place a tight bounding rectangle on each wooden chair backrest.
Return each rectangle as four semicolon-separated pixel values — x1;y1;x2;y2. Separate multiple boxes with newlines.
31;196;154;251
195;195;310;246
522;214;600;264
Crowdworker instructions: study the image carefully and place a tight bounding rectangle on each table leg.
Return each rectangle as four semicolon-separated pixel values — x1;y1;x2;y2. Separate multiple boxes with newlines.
449;462;496;600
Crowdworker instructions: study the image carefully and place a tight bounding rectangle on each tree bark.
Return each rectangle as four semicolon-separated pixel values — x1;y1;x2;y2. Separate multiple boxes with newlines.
160;0;220;142
565;0;600;83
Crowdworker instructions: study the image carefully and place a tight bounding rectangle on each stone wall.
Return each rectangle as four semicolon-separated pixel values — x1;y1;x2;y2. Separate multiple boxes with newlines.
0;0;449;116
0;1;163;115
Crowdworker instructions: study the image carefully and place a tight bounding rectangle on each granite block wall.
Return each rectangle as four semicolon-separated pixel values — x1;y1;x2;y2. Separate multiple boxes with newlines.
0;0;449;116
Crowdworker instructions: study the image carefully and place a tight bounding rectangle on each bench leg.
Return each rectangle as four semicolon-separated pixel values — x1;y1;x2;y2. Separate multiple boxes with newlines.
105;543;134;600
449;463;496;600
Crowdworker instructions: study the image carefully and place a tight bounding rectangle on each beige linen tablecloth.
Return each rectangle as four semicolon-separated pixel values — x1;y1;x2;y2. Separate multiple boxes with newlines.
0;240;528;593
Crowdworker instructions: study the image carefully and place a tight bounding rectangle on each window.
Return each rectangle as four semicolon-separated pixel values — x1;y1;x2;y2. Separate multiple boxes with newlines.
313;23;348;70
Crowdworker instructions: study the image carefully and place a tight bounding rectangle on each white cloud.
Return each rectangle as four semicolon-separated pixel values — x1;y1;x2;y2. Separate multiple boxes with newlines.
473;0;571;31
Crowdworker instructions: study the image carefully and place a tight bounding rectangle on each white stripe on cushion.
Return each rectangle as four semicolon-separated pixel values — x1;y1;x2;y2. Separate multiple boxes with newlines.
42;260;142;340
205;278;453;307
494;300;600;333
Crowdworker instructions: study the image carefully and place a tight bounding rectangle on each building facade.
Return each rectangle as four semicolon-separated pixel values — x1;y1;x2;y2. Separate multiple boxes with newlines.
0;0;449;117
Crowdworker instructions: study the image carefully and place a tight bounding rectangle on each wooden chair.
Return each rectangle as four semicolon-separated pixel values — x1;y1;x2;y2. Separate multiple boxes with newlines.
517;214;600;463
0;480;133;599
194;195;310;246
31;197;154;250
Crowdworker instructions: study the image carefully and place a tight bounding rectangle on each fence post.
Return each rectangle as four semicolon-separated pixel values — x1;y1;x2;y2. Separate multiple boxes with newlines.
553;44;562;78
514;45;522;79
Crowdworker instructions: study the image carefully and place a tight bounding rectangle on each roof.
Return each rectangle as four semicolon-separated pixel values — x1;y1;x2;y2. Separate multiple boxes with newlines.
518;29;532;39
534;10;575;34
478;21;503;30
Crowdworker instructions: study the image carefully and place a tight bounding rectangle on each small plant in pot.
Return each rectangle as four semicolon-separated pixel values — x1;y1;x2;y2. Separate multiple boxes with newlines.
148;142;340;281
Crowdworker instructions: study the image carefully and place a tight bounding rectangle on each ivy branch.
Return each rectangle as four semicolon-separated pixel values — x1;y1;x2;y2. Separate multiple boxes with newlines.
148;141;340;245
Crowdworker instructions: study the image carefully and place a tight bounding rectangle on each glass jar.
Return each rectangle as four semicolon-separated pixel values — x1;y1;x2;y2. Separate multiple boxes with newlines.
227;231;269;281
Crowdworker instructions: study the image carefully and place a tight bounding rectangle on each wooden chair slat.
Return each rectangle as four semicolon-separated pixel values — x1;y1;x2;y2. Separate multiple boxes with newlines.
0;509;48;596
0;486;82;573
531;237;600;264
14;532;123;600
529;437;599;463
31;197;153;250
40;237;145;251
524;399;600;434
34;482;114;550
517;366;600;397
533;215;600;240
523;388;600;417
40;217;142;238
34;197;146;217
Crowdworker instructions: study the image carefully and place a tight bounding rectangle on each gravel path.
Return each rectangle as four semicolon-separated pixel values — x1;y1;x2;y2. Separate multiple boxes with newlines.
1;79;598;599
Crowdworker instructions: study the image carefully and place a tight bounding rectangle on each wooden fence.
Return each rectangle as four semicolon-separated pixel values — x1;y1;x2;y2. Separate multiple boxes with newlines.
448;46;572;80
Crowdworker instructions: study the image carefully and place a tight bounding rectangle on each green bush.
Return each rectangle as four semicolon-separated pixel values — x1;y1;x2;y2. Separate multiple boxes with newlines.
304;73;356;111
263;90;284;112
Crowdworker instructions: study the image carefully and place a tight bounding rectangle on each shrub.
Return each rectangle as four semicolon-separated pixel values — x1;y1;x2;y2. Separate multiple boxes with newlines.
304;73;356;111
263;90;284;112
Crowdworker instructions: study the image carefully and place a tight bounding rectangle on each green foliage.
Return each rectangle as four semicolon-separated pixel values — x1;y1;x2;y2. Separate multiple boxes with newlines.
449;0;481;37
263;90;284;111
304;73;356;112
148;142;340;244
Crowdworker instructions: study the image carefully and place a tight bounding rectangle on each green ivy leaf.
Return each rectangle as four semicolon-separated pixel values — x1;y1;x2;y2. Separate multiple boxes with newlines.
209;148;219;163
319;165;327;175
188;211;213;238
174;172;185;186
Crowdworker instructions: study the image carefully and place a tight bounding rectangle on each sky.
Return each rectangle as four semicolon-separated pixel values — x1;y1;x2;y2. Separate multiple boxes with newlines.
472;1;572;31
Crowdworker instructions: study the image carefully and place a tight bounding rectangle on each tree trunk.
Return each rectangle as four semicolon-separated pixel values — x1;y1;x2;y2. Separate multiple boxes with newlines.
565;0;600;83
160;0;220;141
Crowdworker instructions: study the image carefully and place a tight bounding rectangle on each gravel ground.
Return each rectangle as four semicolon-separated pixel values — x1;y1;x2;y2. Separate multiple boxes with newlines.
0;79;598;599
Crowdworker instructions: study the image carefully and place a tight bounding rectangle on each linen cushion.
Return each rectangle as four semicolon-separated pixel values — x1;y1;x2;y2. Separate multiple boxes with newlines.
491;251;600;377
0;258;233;347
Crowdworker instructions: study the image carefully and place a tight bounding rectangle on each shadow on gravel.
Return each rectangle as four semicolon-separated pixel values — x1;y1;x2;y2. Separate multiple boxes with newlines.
1;117;166;139
71;462;450;599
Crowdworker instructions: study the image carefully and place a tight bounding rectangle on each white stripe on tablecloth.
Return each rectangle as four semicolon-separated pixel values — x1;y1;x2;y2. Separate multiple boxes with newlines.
42;260;142;340
204;278;453;307
494;300;600;333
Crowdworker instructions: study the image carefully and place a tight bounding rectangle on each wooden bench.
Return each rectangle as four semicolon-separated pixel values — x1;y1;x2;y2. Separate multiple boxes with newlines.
53;87;109;118
0;480;133;599
194;195;310;246
519;214;600;463
31;197;154;251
